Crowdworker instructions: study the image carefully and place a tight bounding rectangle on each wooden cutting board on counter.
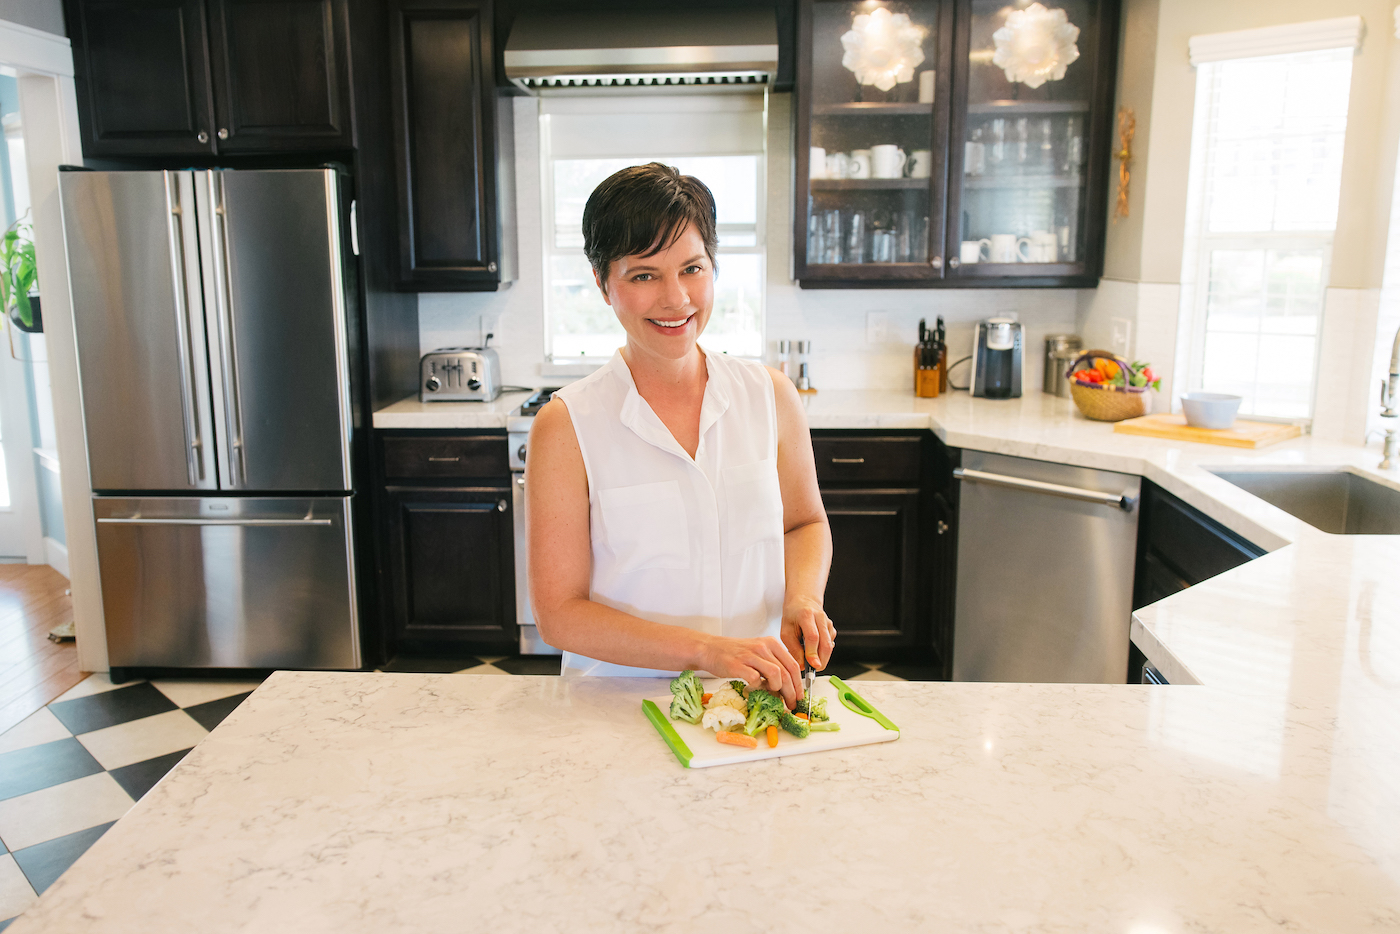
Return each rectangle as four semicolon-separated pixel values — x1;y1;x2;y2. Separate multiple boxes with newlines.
1113;413;1302;449
642;675;899;769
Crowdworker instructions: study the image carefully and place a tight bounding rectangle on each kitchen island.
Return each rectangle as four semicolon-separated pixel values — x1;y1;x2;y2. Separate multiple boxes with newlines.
12;392;1394;931
10;640;1400;932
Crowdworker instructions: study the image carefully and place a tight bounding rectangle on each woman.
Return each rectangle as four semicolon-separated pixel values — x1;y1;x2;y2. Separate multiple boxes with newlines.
527;163;833;709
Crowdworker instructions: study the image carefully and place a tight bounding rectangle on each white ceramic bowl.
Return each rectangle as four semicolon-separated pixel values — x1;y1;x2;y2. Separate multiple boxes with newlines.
1181;392;1242;430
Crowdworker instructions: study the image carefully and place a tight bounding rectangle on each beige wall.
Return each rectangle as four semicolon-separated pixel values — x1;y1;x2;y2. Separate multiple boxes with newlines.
1126;0;1400;288
1100;0;1159;282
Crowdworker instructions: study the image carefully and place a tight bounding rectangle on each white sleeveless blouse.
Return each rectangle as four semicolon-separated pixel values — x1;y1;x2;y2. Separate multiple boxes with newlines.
550;348;786;676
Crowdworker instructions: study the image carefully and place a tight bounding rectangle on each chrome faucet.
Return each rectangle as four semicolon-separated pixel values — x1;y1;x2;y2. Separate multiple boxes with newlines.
1382;324;1400;470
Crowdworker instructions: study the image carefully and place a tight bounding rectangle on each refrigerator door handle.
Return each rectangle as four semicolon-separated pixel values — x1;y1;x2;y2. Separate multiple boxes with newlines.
207;174;246;489
164;173;203;485
97;517;335;527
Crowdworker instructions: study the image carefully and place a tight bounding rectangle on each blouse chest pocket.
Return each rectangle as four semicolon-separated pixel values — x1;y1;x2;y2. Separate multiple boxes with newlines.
723;458;784;555
598;480;691;573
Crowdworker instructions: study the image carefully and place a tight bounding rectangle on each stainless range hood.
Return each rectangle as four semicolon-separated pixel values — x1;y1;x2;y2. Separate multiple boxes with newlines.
504;9;778;93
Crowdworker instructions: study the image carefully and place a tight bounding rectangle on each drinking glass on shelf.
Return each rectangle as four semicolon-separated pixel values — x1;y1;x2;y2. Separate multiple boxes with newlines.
1064;116;1084;174
988;118;1006;170
871;226;896;263
822;209;844;264
966;126;986;176
846;211;867;264
1014;117;1030;168
808;214;823;264
1038;119;1054;174
896;210;915;262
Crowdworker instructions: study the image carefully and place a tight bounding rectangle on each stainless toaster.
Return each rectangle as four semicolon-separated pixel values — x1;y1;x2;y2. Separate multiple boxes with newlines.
420;347;502;402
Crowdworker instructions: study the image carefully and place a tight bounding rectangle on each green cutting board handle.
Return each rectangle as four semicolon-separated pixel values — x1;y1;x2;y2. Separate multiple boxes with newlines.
828;676;900;732
642;699;694;767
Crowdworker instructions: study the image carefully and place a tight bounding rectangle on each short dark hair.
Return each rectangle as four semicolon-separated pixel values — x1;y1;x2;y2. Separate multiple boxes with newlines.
582;162;718;288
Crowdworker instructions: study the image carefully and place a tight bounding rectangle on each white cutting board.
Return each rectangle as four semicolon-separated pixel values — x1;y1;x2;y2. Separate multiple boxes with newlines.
642;675;900;769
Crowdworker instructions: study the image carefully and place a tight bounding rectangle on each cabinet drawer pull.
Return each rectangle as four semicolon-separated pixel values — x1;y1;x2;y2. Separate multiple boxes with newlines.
831;457;866;464
428;456;461;462
497;500;507;512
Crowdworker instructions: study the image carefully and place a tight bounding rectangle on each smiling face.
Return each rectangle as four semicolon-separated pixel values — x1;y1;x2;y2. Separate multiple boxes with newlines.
595;223;714;365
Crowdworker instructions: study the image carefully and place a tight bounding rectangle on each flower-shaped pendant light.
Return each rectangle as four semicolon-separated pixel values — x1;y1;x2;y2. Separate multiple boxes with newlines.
991;2;1080;89
841;7;927;92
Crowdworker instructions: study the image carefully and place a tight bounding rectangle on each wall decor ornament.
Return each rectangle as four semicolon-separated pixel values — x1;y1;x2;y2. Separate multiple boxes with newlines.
1114;107;1134;221
991;2;1080;89
841;7;927;92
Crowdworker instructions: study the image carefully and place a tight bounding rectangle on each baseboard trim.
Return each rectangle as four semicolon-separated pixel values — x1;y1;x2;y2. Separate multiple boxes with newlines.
43;537;68;578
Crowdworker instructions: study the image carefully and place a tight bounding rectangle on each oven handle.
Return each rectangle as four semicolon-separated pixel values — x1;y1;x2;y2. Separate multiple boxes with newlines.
953;467;1134;511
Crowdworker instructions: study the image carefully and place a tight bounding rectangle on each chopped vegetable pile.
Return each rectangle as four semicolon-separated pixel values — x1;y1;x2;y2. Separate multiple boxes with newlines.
666;670;841;747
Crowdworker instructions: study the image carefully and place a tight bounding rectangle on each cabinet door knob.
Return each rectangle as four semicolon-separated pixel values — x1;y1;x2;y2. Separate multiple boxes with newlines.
217;128;229;140
930;256;943;269
936;520;949;535
197;131;209;144
497;499;507;512
488;261;498;273
948;257;960;268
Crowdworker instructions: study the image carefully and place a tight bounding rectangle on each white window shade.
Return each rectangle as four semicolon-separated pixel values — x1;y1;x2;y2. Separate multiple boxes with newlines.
542;94;765;157
1188;15;1364;66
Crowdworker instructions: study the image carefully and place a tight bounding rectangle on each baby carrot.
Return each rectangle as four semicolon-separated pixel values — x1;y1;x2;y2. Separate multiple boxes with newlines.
794;712;809;721
717;730;758;749
701;693;713;705
766;725;779;748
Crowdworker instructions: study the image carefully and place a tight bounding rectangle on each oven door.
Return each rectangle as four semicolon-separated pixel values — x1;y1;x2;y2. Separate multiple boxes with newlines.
513;470;560;655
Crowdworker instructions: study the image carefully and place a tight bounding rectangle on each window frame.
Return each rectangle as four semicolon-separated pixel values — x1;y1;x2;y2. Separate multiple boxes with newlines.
538;95;768;370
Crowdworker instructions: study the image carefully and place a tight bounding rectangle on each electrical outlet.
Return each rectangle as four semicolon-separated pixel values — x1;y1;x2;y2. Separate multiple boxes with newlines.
866;311;890;345
1110;317;1133;359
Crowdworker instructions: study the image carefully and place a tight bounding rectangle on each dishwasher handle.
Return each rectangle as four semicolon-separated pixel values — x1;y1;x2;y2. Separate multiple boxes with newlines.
953;467;1135;511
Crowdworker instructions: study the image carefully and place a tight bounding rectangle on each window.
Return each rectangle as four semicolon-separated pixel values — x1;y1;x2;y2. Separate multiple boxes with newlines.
540;94;766;365
1178;44;1355;419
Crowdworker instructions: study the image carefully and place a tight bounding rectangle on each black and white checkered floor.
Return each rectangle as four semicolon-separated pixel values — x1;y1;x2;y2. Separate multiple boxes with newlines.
0;656;923;928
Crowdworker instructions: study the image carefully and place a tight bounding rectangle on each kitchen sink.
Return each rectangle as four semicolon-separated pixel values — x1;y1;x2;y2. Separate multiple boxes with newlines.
1208;469;1400;534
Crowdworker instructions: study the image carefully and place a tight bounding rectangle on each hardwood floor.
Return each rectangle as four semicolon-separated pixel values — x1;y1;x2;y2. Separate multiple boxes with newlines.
0;564;84;735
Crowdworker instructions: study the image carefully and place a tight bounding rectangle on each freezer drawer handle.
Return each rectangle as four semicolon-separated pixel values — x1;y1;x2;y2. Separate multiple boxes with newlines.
953;467;1134;511
831;457;866;464
98;517;335;527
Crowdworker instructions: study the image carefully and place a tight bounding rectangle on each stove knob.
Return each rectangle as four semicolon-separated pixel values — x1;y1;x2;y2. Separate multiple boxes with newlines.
425;376;441;392
517;444;527;462
468;378;481;391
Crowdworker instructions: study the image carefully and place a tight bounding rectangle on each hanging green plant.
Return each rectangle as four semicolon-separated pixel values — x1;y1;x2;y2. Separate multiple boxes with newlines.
0;214;37;332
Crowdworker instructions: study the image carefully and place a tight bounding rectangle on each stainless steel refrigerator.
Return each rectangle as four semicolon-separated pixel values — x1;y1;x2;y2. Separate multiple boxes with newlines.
59;168;361;674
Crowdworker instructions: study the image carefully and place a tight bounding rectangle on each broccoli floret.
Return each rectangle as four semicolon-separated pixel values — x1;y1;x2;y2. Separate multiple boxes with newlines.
744;688;783;736
668;670;704;724
729;680;749;698
779;708;811;739
795;696;829;721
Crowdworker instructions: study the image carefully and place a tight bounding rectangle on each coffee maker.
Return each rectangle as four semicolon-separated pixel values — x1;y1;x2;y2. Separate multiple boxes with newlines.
971;318;1023;399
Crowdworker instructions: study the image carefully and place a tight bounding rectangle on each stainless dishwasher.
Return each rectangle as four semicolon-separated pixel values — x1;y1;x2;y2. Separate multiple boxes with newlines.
953;451;1140;683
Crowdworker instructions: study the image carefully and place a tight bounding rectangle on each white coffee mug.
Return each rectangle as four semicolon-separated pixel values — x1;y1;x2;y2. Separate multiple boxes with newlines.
988;233;1031;263
848;149;872;179
1028;230;1058;263
810;147;826;179
909;150;932;179
825;152;851;180
960;240;987;264
871;144;907;179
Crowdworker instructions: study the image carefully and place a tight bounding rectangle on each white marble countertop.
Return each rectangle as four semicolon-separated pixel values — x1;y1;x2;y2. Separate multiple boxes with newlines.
24;390;1387;931
373;390;536;429
11;664;1400;933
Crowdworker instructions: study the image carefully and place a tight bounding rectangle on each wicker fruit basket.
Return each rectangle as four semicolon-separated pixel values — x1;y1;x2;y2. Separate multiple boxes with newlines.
1067;350;1148;422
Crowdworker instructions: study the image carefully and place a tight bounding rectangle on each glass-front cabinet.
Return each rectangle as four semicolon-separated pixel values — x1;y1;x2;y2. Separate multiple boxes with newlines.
795;0;1119;288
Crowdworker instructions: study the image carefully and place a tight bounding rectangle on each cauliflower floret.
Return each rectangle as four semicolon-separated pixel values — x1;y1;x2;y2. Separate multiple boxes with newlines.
705;686;748;713
701;705;746;733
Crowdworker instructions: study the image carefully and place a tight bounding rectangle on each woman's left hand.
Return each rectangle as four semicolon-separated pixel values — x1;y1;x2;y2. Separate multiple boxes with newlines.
781;595;835;671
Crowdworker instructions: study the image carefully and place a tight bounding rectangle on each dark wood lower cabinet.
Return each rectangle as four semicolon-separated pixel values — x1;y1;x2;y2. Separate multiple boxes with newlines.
822;488;922;654
383;485;516;651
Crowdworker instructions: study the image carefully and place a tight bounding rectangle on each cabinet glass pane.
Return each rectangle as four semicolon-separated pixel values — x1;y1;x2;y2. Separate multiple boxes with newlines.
956;0;1093;271
804;1;941;269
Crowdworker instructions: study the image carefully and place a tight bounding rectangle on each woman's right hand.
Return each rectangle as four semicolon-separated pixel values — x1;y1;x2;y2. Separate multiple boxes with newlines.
700;635;804;709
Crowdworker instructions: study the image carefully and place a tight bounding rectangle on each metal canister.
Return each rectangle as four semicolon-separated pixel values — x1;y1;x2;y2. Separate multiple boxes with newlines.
1044;335;1082;396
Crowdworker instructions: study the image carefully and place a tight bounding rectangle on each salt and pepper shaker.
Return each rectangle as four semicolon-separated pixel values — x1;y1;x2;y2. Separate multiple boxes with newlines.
777;339;791;379
795;340;814;392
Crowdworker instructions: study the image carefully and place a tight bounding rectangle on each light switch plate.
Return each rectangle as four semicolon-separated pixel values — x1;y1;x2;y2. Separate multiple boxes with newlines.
866;311;890;344
1110;317;1133;358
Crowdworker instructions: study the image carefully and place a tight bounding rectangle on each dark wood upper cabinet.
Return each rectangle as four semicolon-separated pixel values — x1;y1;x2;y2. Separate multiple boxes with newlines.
387;0;513;290
66;0;353;158
206;0;354;152
66;0;218;156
